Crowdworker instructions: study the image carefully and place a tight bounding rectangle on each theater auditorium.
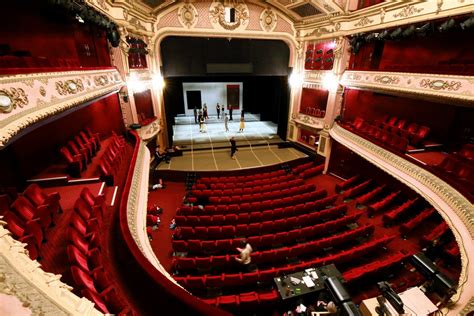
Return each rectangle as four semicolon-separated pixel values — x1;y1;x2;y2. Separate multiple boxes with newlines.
0;0;473;315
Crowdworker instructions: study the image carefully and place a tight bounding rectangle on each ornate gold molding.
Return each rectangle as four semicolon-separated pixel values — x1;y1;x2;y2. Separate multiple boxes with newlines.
393;4;424;18
0;221;102;315
0;68;124;148
291;112;324;130
209;1;250;31
260;7;278;32
330;123;474;314
341;71;474;103
178;2;198;28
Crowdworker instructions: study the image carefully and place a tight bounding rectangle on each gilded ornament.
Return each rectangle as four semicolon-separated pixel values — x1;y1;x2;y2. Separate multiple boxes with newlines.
260;8;277;32
39;86;46;97
393;5;424;18
420;79;462;91
96;0;109;11
304;27;332;38
354;16;374;27
178;3;198;28
209;2;249;31
94;75;109;86
55;79;85;95
0;88;28;113
374;75;400;85
380;8;385;23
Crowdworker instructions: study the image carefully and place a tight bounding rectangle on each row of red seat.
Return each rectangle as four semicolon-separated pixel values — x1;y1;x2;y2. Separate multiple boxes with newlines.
66;188;132;315
174;235;394;290
197;169;286;185
454;144;474;163
60;128;101;177
174;204;348;240
342;179;372;199
375;114;430;146
367;191;401;215
98;133;127;186
435;155;474;189
200;289;279;311
383;198;419;224
173;225;374;273
177;189;329;216
0;184;62;260
191;178;305;198
355;185;386;205
172;212;362;255
421;221;449;246
351;118;409;152
335;175;361;193
299;164;325;179
206;184;316;205
400;208;435;235
343;251;412;283
175;193;340;227
194;174;296;190
292;161;314;174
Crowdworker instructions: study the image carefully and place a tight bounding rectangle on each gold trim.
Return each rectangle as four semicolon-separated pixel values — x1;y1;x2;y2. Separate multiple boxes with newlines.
0;88;28;114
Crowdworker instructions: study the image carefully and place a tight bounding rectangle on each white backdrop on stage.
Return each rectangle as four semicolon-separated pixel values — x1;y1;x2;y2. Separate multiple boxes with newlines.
182;82;243;116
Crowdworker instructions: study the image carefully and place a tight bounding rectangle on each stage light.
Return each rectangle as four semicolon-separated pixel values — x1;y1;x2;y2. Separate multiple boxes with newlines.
460;16;474;30
127;73;147;93
365;33;376;42
152;74;166;89
377;30;389;40
289;72;303;88
402;25;415;38
322;72;339;92
390;27;403;39
416;23;432;36
75;14;84;23
438;18;455;32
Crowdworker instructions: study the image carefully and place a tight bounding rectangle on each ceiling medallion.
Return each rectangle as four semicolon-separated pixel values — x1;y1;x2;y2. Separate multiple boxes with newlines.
260;8;277;32
178;3;198;28
0;88;28;113
209;1;249;31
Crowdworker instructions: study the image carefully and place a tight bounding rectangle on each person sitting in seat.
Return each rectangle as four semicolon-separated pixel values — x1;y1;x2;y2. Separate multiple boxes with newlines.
235;243;253;265
155;145;170;164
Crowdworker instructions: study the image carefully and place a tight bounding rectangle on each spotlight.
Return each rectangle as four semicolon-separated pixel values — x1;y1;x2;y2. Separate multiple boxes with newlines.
416;23;432;36
438;18;456;32
377;30;389;40
402;25;415;38
460;16;474;30
322;73;339;92
75;14;84;23
365;33;377;42
288;72;303;88
390;27;403;39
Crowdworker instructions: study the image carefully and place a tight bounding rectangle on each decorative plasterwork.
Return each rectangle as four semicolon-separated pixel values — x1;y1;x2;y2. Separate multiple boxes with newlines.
136;118;161;142
0;68;124;148
297;1;473;40
0;222;102;315
178;2;198;28
340;71;474;103
291;112;324;130
209;1;249;31
125;139;181;285
260;7;278;32
330;123;474;314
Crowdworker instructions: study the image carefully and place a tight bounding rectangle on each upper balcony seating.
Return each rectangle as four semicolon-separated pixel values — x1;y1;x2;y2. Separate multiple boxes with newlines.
400;207;435;236
197;169;286;185
194;174;296;190
434;151;474;194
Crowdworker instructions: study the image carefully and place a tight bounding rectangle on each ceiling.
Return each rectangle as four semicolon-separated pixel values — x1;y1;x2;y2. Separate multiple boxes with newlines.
134;0;346;21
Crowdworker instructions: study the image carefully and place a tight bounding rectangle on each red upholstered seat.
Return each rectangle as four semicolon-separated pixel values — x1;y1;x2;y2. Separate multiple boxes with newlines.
12;195;52;229
81;288;111;314
23;183;61;214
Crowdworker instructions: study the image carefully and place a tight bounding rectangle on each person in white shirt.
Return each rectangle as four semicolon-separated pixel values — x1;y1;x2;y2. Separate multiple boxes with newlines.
235;243;253;265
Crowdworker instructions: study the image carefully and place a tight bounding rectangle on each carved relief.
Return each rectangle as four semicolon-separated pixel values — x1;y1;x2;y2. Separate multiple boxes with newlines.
380;8;386;23
0;88;28;113
94;75;109;86
55;80;85;96
96;0;109;11
420;79;462;91
354;16;373;27
178;3;198;28
393;5;424;18
39;86;46;97
260;8;277;32
304;27;333;38
209;1;249;31
374;75;400;85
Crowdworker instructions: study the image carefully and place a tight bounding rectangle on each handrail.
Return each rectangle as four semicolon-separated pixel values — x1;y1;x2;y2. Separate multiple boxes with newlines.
118;130;229;315
330;122;474;315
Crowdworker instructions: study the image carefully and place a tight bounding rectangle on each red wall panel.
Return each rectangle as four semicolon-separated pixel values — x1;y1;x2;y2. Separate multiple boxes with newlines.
300;88;329;117
134;90;155;123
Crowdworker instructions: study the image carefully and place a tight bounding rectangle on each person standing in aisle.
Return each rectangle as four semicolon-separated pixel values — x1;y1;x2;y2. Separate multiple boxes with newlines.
228;105;233;121
230;137;237;159
193;106;198;124
216;103;221;119
221;105;225;120
203;104;208;121
224;113;229;132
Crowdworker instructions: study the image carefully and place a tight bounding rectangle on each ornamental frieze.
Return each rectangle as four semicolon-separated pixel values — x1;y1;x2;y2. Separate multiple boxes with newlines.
354;16;373;27
178;3;198;29
393;4;424;18
0;68;124;148
374;75;400;85
260;8;277;32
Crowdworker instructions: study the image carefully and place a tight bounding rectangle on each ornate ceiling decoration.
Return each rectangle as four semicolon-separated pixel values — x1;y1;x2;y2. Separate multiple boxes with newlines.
209;1;250;31
178;2;198;28
260;7;278;32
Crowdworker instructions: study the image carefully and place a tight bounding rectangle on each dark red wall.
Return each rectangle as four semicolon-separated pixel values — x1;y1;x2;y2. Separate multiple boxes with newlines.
300;88;329;117
349;25;474;75
0;94;124;186
134;90;155;122
0;1;110;68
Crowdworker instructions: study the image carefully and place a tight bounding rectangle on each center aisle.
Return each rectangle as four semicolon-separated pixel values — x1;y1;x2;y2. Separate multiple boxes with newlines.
148;181;186;272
